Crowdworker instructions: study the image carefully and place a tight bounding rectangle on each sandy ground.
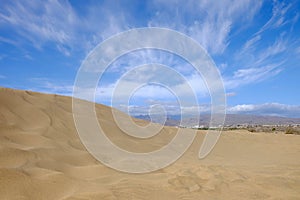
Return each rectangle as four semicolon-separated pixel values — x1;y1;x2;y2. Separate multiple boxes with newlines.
0;87;299;200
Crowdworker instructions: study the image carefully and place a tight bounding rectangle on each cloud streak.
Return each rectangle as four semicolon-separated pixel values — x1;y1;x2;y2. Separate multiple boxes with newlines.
148;0;262;55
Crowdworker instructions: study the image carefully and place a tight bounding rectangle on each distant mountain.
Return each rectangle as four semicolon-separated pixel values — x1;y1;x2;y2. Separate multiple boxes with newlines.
134;114;300;127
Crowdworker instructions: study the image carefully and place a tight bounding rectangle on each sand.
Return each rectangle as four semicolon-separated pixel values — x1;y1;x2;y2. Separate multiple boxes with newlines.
0;87;299;199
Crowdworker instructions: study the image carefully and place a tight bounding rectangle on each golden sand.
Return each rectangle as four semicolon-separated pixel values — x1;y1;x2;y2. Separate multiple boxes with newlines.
0;88;299;199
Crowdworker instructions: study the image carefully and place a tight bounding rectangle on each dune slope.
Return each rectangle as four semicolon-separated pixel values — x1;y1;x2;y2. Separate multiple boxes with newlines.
0;87;299;200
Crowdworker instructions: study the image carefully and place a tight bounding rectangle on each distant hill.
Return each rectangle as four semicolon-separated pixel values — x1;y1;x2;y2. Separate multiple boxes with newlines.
134;114;300;127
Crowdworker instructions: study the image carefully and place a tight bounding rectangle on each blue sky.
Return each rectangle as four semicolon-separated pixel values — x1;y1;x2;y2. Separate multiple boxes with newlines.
0;0;300;117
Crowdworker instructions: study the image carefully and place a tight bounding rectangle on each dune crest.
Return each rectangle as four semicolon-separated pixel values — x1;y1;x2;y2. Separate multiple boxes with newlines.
0;88;299;199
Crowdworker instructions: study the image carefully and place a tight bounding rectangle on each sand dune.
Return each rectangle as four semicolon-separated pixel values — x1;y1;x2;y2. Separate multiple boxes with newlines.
0;87;299;199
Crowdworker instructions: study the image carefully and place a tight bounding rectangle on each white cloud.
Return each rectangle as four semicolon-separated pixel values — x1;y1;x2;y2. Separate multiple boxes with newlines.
120;103;210;117
121;102;300;118
119;102;300;118
228;103;300;118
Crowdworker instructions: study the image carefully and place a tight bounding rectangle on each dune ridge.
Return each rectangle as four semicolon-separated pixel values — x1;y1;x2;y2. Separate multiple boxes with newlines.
0;87;299;199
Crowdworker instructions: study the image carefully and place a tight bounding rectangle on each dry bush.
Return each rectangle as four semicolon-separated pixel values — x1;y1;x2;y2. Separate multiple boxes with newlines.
285;127;300;135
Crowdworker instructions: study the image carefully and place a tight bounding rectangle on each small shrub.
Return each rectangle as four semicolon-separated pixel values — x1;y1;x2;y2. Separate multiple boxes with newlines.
248;128;256;133
285;127;300;135
197;127;209;130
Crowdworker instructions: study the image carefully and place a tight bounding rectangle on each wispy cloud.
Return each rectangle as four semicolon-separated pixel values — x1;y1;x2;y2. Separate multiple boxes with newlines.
0;1;78;55
258;0;292;34
0;0;137;56
241;35;261;54
0;35;19;46
227;0;299;90
28;77;73;96
227;36;288;89
1;0;299;119
225;63;283;89
148;0;262;55
0;75;6;79
0;0;263;56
